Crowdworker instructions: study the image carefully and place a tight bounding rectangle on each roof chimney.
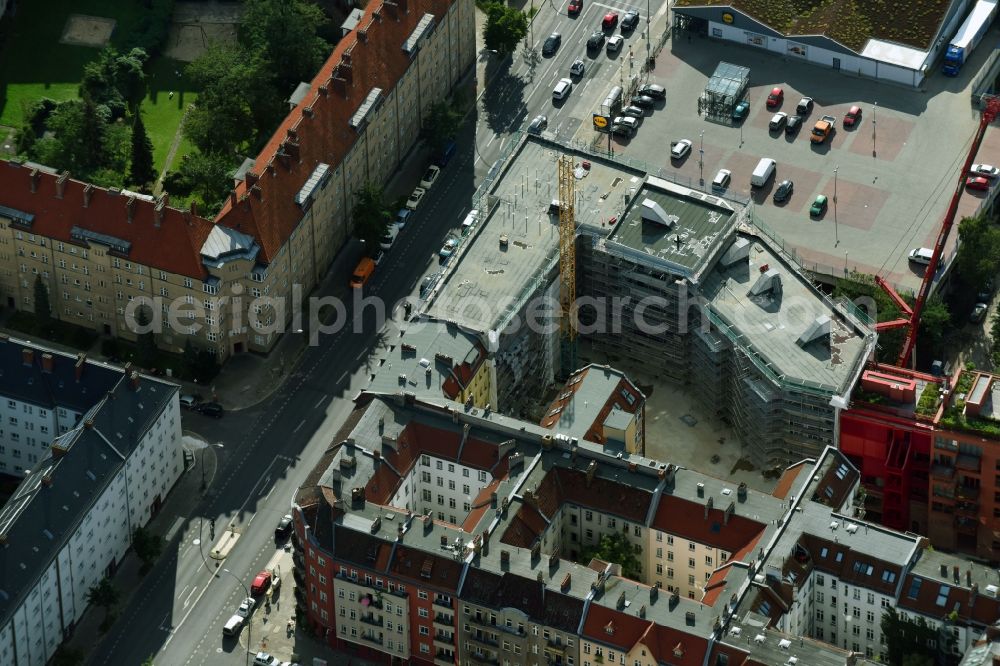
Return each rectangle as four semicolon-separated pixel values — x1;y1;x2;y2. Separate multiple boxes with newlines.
29;168;40;193
585;460;598;487
966;570;972;586
125;196;136;223
129;371;140;391
55;172;68;199
561;573;571;591
83;183;94;208
41;353;54;373
724;501;735;526
190;201;198;218
154;197;165;228
705;496;714;519
500;550;510;568
22;348;34;366
245;171;259;189
953;565;960;584
75;354;85;381
230;190;238;208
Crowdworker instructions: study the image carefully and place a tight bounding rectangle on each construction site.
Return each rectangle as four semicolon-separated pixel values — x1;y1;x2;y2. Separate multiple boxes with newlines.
419;134;876;466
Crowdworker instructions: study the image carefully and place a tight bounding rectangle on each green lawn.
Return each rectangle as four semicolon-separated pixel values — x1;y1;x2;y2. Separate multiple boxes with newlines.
0;1;198;178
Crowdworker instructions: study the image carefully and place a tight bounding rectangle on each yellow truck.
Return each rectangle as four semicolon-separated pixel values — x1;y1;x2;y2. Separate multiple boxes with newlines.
811;115;836;144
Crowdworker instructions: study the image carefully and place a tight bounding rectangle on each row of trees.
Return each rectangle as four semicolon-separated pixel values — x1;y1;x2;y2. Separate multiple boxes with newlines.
17;48;156;190
166;0;332;214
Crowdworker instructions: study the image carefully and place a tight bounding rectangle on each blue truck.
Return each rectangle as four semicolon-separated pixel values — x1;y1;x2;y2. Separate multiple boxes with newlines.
943;0;999;76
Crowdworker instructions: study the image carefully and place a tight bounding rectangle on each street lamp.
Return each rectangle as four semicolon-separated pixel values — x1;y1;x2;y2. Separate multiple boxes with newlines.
699;130;705;184
833;165;839;246
645;0;651;69
222;568;252;666
872;101;877;157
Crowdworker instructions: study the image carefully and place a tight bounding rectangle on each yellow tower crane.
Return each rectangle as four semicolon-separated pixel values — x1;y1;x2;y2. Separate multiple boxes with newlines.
557;154;577;376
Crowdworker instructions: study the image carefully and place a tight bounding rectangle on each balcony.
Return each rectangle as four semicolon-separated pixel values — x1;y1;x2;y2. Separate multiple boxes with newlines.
469;632;499;647
930;463;955;480
433;596;453;609
434;632;455;650
359;613;384;627
545;637;568;653
359;630;384;646
435;651;455;666
955;516;979;534
955;500;980;516
434;613;454;628
956;485;980;500
468;652;499;665
956;453;982;472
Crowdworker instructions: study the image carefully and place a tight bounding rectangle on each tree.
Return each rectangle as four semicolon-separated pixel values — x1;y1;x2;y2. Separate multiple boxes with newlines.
86;577;120;618
135;307;157;368
956;213;1000;287
352;182;392;251
79;47;149;118
483;2;528;55
421;100;463;152
578;532;642;580
33;275;52;330
132;525;163;573
880;606;949;666
163;151;238;215
916;294;951;356
129;111;156;189
240;0;330;92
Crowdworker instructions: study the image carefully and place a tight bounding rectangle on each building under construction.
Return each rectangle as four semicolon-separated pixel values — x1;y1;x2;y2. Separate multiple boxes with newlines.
420;136;875;463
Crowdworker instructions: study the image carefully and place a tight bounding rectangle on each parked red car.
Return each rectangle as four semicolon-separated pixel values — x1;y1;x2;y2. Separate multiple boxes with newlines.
602;11;619;29
766;87;784;108
966;176;991;191
844;105;862;127
567;0;582;15
251;570;273;596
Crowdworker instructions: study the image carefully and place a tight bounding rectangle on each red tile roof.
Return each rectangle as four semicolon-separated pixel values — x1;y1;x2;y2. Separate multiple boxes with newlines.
651;495;766;554
897;571;1000;626
0;163;213;279
540;365;643;445
771;462;806;500
214;0;454;263
388;547;463;592
580;603;650;651
639;623;710;666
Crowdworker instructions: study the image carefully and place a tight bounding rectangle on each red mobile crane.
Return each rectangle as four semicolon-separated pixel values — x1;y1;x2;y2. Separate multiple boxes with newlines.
874;96;1000;368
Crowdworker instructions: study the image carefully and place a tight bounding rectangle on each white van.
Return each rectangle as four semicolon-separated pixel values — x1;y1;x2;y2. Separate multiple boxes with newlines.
908;247;933;265
223;614;244;636
461;209;479;235
751;158;777;188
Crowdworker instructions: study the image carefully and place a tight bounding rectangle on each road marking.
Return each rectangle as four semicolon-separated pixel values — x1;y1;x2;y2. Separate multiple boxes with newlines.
177;584;190;600
247;511;258;526
486;134;497;148
183;585;199;608
313;395;328;409
292;419;305;433
162;579;213;649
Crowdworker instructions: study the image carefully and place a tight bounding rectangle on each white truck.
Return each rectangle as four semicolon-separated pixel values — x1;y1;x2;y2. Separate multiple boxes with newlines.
751;158;777;188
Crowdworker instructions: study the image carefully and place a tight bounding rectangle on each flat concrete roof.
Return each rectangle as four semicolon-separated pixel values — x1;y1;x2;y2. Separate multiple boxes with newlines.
701;233;872;393
424;138;630;334
608;177;737;278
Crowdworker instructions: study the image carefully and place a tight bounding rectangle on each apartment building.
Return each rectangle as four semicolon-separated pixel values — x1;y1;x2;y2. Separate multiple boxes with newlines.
0;0;475;363
294;392;988;666
0;337;182;666
540;364;645;455
840;364;1000;560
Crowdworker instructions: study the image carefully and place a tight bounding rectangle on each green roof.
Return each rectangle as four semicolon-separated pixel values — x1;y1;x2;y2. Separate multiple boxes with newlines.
674;0;951;52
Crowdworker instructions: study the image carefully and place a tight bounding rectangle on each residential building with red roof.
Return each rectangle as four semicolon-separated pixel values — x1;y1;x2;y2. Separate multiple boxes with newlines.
291;391;912;666
0;0;475;363
840;363;1000;560
540;363;646;455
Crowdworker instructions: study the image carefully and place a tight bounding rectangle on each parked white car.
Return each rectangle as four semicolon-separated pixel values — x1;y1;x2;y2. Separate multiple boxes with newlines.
420;165;441;189
552;78;572;101
670;139;692;160
405;187;426;210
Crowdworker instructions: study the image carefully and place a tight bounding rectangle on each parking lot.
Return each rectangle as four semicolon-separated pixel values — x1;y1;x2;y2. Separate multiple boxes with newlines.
569;22;1000;291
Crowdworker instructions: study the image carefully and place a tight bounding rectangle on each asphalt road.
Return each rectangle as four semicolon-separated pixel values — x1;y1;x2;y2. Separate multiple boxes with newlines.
86;3;650;664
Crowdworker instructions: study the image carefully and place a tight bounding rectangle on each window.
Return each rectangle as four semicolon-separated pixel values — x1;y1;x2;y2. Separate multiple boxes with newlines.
816;609;824;621
705;556;712;565
816;574;825;586
666;568;673;579
688;542;695;551
688;558;695;568
436;460;443;470
585;510;593;521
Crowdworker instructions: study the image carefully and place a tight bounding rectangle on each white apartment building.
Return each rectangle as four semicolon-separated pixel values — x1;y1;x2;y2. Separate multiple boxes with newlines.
0;338;182;666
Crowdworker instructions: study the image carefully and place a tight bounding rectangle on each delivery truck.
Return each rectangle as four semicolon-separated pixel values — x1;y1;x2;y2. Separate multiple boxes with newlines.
943;0;999;76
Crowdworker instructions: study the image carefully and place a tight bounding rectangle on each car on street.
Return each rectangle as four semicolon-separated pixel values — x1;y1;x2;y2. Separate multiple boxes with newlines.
638;84;665;100
971;164;1000;179
786;115;803;134
567;0;582;15
606;35;624;54
587;32;606;50
542;32;562;56
237;597;256;618
971;303;989;324
371;248;384;266
379;225;399;251
179;394;199;409
796;97;814;115
439;237;460;259
630;94;655;109
978;278;994;303
251;571;273;596
253;653;288;666
419;165;441;189
552;78;572;100
570;59;585;77
621;10;640;31
602;11;619;29
622;105;645;118
773;179;794;203
405;187;426;210
844;105;862;127
420;273;441;297
393;209;411;229
766;87;784;108
197;402;224;418
528;114;548;134
732;99;750;121
671;139;692;160
769;112;788;131
275;514;293;540
712;169;731;191
810;194;828;217
966;176;991;191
